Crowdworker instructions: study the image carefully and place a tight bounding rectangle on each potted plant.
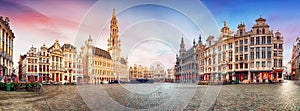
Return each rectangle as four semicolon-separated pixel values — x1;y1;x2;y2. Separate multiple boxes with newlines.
6;82;12;92
0;82;5;90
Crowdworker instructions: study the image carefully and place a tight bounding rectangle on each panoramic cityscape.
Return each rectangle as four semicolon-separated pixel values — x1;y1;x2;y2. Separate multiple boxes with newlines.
0;0;299;111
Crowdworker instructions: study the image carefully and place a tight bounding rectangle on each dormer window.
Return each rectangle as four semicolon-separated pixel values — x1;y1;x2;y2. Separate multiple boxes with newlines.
256;29;259;34
262;28;265;34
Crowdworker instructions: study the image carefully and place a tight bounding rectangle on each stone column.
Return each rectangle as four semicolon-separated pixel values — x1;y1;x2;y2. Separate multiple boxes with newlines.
248;71;251;83
259;72;262;83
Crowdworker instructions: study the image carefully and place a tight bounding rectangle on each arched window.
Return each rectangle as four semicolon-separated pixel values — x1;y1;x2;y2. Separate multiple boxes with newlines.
256;29;259;34
262;28;265;34
240;30;243;36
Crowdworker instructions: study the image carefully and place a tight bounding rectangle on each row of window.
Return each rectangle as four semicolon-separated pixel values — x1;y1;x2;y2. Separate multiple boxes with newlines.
94;61;111;67
52;56;62;62
206;36;279;56
93;69;112;75
227;59;283;70
0;29;13;48
180;63;198;71
274;44;283;49
64;54;76;60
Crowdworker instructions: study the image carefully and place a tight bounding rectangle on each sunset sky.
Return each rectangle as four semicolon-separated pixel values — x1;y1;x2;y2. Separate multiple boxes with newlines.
0;0;299;68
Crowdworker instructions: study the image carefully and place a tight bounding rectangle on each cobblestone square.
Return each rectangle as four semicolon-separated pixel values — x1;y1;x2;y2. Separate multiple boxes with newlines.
0;80;299;111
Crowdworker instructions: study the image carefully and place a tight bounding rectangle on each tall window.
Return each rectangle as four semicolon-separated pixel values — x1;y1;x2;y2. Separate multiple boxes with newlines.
256;29;259;34
262;28;265;34
229;43;232;49
235;47;238;53
251;37;254;45
267;61;271;67
256;47;260;59
262;61;266;67
279;44;283;49
274;44;277;49
240;30;243;36
250;48;254;59
244;46;248;52
267;47;271;58
274;59;278;67
274;51;277;57
245;39;248;44
256;36;260;45
240;46;243;52
251;62;254;68
262;47;266;59
245;54;248;60
223;52;226;61
229;51;233;61
279;59;283;67
256;61;260;68
240;63;243;69
240;54;243;61
240;40;243;45
262;36;266;44
267;36;271;44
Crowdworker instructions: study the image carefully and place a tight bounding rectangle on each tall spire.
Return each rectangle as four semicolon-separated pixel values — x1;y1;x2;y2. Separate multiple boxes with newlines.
88;35;92;41
179;36;186;56
113;8;116;17
193;38;196;46
108;8;121;62
223;21;227;27
180;37;185;49
198;34;202;43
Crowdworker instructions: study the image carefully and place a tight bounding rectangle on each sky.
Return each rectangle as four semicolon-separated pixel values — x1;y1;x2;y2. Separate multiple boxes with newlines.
0;0;299;68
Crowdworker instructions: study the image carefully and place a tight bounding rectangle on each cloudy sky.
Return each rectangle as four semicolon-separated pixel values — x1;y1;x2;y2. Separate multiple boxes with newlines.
0;0;299;68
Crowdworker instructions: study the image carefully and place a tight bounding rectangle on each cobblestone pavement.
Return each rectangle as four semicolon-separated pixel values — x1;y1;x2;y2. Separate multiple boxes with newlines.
212;80;300;111
0;80;299;111
0;85;89;111
78;80;300;111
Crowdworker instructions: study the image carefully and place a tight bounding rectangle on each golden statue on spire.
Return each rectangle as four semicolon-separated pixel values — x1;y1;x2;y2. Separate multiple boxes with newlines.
223;21;227;27
113;8;116;17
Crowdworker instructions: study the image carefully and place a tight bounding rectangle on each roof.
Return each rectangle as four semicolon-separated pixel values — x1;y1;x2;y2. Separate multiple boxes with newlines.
119;57;126;65
61;43;76;51
92;46;111;59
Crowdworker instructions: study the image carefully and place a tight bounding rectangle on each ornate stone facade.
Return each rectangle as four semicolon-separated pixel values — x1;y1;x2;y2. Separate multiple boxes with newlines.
129;64;153;80
291;37;300;80
107;9;128;81
174;37;199;83
80;36;114;84
175;16;284;83
0;16;14;82
20;41;82;84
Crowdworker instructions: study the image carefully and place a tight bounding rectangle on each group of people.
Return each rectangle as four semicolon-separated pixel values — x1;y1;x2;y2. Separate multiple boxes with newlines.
0;74;18;83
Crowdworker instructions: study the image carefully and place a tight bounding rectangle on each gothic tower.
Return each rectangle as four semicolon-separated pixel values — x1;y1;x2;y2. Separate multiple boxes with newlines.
108;8;121;62
179;37;186;56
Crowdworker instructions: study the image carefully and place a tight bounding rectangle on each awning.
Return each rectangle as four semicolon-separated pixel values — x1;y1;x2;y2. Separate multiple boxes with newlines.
273;69;283;73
